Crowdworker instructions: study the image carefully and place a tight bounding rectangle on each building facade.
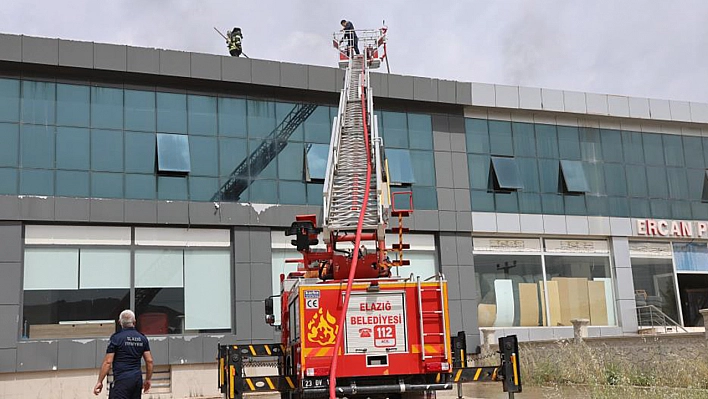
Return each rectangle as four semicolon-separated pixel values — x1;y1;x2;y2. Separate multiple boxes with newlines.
1;33;708;397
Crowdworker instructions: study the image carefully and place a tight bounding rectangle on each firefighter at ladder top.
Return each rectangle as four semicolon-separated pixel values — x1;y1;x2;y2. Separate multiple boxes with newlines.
340;20;360;55
226;27;243;57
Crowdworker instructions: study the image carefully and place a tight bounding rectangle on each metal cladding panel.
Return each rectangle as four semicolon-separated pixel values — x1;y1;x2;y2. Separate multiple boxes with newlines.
94;43;127;71
17;340;57;371
190;52;221;80
58;40;93;68
58;339;97;369
22;36;58;65
0;34;21;62
0;263;21;305
0;305;19;348
54;197;90;222
0;348;16;372
168;335;204;365
297;280;451;378
0;224;22;262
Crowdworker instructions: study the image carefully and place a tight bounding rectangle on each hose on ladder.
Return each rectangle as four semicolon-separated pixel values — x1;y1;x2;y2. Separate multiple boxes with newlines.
329;70;373;399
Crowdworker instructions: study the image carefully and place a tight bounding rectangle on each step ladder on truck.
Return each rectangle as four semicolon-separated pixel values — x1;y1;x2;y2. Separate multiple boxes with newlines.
217;26;523;399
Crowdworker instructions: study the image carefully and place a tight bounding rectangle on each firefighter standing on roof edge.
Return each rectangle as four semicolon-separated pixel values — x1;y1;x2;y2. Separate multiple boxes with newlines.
340;19;359;55
227;27;243;57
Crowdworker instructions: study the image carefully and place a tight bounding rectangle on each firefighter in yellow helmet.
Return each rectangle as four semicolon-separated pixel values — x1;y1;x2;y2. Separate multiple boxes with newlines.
226;27;243;57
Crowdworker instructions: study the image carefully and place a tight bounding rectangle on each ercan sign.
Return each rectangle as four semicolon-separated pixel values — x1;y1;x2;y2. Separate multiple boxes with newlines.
636;219;708;238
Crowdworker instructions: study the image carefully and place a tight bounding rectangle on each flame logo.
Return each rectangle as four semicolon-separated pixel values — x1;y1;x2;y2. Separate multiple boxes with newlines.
307;308;338;346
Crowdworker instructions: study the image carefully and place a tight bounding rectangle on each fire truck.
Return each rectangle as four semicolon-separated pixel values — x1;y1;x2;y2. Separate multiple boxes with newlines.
218;27;522;399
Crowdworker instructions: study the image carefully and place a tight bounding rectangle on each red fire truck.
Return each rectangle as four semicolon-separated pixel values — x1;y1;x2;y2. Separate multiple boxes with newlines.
218;26;522;399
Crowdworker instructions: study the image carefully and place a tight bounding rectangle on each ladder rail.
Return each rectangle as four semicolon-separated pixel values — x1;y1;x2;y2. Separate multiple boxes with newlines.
416;276;426;362
439;276;449;361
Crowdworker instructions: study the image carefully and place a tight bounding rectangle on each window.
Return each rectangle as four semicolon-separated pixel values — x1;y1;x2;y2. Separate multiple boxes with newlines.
91;129;123;172
386;149;415;184
23;247;130;339
56;127;90;170
559;160;589;194
0;123;19;167
218;97;247;137
488;121;513;156
465;119;489;154
490;156;522;191
381;111;408;148
474;238;614;328
157;133;191;173
125;90;156;132
0;78;20;122
91;87;123;130
305;143;328;181
702;170;708;202
408;113;433;150
21;80;55;125
188;95;217;136
22;226;231;338
157;93;187;133
57;84;89;127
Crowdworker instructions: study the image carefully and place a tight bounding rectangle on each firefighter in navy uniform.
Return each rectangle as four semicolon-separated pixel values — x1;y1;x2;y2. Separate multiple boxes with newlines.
227;27;243;57
340;19;360;55
94;309;154;399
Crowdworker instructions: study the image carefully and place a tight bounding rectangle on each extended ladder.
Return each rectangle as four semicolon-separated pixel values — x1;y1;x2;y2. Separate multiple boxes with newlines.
322;52;388;238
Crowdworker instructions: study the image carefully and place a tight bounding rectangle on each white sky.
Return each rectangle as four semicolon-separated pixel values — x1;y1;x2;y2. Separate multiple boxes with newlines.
3;0;708;103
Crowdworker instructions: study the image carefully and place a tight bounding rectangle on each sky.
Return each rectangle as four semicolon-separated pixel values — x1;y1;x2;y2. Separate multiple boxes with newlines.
2;0;708;103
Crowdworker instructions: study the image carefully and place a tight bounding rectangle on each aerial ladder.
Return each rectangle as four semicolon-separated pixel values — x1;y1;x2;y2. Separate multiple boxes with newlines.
218;26;522;399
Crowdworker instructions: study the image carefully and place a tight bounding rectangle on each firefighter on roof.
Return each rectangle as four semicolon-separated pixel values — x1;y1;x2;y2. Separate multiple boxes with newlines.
226;27;243;57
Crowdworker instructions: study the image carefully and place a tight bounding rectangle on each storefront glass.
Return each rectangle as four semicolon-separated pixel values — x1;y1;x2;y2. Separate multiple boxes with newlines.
474;237;615;328
629;242;681;325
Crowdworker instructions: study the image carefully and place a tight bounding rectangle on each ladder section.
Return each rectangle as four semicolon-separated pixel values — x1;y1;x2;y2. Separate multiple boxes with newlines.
324;55;380;230
417;277;449;362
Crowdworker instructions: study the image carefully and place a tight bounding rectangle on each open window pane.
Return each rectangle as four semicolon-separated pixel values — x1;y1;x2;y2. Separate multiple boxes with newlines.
560;160;589;193
386;149;415;184
184;250;231;330
490;157;523;190
79;249;130;289
702;170;708;201
305;143;328;181
24;248;79;290
157;133;191;173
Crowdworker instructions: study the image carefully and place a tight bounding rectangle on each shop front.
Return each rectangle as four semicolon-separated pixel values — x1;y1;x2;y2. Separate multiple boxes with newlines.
634;218;708;328
474;237;615;328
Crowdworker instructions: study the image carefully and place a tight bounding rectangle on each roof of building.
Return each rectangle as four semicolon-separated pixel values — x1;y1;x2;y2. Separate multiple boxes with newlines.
2;33;708;126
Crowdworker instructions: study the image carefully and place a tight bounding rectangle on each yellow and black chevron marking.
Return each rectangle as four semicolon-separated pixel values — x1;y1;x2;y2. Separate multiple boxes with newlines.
242;376;296;392
231;344;286;357
448;366;500;383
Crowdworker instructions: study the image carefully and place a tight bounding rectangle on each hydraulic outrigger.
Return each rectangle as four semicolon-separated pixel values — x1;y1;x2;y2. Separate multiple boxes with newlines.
218;25;522;399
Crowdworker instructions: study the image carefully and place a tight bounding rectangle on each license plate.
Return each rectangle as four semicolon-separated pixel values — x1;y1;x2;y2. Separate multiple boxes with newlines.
302;378;329;388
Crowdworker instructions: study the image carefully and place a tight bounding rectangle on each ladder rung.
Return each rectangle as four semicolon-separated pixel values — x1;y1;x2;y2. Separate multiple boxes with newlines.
387;227;410;233
391;210;411;217
423;333;444;336
423;310;443;314
420;288;441;292
391;260;410;266
391;243;410;250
